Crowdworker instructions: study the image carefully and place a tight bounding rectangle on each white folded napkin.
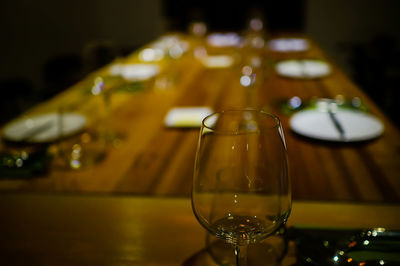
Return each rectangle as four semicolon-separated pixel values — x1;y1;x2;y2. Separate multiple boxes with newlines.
110;64;160;81
164;107;214;128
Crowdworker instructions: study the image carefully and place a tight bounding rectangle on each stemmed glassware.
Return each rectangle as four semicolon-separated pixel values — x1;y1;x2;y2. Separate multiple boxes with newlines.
192;110;291;265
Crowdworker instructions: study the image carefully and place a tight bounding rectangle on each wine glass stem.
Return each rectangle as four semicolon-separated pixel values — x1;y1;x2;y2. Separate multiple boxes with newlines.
235;245;247;266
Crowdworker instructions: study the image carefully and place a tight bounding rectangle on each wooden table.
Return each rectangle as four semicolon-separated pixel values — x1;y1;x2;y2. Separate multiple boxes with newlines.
1;193;399;266
0;33;399;204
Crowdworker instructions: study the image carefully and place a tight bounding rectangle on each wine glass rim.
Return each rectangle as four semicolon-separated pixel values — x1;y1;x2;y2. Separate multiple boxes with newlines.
202;109;281;133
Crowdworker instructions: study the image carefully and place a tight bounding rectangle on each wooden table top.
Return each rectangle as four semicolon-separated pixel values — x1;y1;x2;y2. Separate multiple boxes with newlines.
1;193;399;266
0;33;399;204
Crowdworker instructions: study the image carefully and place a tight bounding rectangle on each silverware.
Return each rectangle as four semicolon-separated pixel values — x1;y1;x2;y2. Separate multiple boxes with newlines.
320;100;347;141
298;60;311;78
328;108;346;141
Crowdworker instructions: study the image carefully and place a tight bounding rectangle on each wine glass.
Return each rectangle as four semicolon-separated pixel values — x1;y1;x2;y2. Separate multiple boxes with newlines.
192;110;291;266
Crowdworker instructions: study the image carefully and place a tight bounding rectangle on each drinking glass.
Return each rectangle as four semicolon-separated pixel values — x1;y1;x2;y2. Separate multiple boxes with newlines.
54;79;109;170
192;110;291;266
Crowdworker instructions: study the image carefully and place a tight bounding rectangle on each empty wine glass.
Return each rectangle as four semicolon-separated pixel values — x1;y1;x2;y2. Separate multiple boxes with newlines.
192;110;291;265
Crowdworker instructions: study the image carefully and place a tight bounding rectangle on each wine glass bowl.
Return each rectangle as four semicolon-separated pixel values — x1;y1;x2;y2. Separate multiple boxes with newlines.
192;109;291;264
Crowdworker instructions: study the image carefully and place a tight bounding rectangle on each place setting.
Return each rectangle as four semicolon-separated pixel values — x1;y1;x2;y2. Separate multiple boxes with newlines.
141;34;190;61
282;97;384;142
109;63;160;82
275;59;332;79
206;32;243;48
196;52;237;69
267;37;309;53
2;112;86;144
195;32;243;69
0;84;115;178
108;61;161;92
0;110;87;178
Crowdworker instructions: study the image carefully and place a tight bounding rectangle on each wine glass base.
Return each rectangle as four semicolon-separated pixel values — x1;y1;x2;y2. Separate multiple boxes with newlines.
206;231;287;266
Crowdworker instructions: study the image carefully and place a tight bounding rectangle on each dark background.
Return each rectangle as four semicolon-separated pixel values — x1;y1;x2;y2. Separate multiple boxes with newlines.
1;0;399;126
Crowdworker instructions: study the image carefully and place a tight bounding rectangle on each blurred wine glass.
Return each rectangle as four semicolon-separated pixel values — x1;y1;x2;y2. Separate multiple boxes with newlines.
54;77;113;170
192;110;291;265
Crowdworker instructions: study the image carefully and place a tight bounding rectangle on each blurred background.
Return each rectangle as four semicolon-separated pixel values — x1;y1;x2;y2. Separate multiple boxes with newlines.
1;0;399;126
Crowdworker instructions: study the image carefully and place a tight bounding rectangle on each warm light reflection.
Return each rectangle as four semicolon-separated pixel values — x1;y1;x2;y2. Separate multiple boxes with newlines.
91;77;105;95
348;241;357;248
240;75;252;87
139;48;164;62
240;64;257;87
194;47;207;59
250;18;263;31
289;96;302;109
70;144;82;169
352;97;362;108
249;36;265;49
168;45;184;59
15;158;23;167
189;22;207;36
242;65;253;76
81;132;91;144
335;94;345;105
144;35;189;61
249;56;261;68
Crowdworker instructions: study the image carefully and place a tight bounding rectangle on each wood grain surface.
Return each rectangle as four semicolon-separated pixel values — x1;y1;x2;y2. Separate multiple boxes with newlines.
0;193;399;266
0;33;399;203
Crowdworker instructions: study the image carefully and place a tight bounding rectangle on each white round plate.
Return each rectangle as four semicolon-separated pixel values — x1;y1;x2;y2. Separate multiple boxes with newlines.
207;33;242;47
268;38;309;52
109;63;160;81
3;113;86;143
275;60;331;79
199;55;235;68
289;109;384;142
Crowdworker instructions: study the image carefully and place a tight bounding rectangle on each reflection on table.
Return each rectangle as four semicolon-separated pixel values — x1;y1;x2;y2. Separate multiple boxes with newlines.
0;194;399;265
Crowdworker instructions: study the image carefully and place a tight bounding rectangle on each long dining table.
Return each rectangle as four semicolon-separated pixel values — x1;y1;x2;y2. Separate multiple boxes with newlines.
1;33;399;203
0;32;399;265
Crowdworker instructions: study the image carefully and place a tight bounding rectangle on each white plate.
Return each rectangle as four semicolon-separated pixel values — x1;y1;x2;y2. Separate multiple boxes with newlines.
207;33;242;47
3;113;86;143
275;60;331;79
164;107;213;128
109;63;160;81
199;55;235;68
289;108;384;142
268;38;309;52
